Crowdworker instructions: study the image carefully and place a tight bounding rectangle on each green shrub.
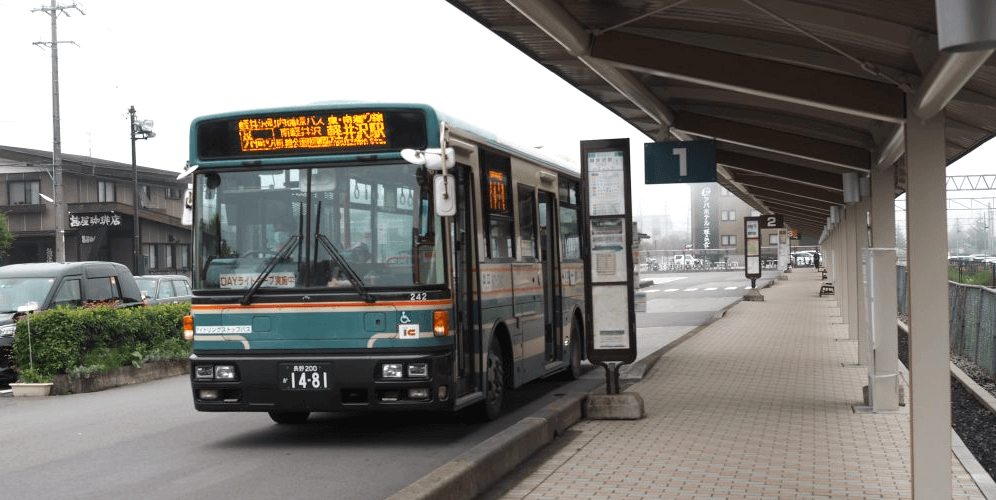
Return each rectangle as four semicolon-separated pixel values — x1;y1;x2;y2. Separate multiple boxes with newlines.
10;303;191;377
16;368;51;383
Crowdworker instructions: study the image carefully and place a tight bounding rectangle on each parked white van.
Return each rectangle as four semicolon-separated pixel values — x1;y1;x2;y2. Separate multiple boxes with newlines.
673;254;700;269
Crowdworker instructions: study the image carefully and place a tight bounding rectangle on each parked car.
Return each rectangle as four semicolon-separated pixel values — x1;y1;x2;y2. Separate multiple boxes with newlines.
791;251;815;267
0;261;144;384
673;254;700;269
135;275;192;306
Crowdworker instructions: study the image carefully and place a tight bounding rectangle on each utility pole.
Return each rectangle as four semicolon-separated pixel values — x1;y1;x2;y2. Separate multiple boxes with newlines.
32;0;84;263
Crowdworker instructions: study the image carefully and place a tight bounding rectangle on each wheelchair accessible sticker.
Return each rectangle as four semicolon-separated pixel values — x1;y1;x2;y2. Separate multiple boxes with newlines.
398;311;419;339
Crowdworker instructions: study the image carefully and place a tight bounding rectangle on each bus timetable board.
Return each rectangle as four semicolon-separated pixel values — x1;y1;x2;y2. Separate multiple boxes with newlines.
193;107;429;161
744;216;762;284
581;138;636;371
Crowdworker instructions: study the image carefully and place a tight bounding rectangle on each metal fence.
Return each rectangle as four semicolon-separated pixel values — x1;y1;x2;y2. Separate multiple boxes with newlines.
903;263;996;380
947;280;996;379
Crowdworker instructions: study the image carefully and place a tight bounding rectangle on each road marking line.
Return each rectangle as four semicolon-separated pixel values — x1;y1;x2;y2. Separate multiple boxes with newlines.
704;287;717;291
725;286;739;290
653;277;688;284
664;288;679;292
684;288;699;292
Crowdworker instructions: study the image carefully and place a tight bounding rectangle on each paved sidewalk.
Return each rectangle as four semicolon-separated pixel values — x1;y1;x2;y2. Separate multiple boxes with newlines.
483;270;988;500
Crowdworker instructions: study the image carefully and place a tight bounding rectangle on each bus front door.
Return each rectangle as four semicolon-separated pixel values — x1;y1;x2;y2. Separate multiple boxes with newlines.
453;166;479;398
538;190;562;364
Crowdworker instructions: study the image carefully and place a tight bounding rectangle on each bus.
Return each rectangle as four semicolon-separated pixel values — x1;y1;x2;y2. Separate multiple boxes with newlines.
183;102;587;423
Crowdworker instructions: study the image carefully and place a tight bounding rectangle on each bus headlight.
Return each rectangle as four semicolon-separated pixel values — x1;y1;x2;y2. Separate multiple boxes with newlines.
407;362;428;378
214;365;237;380
0;324;15;337
198;389;221;401
407;388;430;400
194;365;214;380
382;363;404;379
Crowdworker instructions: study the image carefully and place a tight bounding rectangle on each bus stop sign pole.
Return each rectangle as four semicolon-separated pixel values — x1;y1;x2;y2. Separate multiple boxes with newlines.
580;138;643;419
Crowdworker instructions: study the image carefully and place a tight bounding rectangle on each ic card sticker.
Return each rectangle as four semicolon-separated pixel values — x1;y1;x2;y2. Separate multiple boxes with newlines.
399;324;420;339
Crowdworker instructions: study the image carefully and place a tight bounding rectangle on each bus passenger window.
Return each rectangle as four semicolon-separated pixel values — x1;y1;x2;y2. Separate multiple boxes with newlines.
489;221;514;259
481;150;514;260
518;185;536;260
559;179;581;260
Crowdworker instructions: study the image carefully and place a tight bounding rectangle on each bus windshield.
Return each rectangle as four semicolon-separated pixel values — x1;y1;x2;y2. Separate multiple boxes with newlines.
193;163;445;292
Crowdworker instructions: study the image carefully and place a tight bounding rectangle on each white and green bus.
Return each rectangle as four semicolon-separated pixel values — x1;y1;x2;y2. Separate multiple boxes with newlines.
184;102;586;423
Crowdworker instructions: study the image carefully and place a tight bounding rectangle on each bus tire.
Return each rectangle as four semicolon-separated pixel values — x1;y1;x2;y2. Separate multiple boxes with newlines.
478;335;506;421
564;321;583;380
269;411;310;424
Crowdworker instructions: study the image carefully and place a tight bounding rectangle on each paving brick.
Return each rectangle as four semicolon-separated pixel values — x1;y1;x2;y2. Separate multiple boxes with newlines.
489;271;989;500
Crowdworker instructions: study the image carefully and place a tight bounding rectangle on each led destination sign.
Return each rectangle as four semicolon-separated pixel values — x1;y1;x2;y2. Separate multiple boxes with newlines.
195;108;428;160
239;112;387;152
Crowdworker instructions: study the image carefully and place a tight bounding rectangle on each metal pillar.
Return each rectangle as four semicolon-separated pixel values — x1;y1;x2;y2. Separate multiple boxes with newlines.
869;166;900;411
130;107;142;276
129;106;155;276
844;206;859;339
850;194;871;366
905;98;951;499
853;196;870;362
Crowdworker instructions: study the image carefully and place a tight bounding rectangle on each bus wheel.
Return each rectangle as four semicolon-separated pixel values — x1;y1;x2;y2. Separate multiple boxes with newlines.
564;321;583;380
479;335;506;421
268;411;310;424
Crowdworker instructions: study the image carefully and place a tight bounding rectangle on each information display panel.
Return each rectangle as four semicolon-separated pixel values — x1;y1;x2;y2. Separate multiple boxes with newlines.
744;216;762;282
581;139;636;367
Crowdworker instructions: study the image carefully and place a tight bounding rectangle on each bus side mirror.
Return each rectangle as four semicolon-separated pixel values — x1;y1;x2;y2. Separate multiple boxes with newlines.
434;174;456;217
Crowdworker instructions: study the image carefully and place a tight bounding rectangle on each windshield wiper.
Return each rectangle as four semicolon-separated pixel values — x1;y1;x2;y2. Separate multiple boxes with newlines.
239;235;302;306
316;234;375;303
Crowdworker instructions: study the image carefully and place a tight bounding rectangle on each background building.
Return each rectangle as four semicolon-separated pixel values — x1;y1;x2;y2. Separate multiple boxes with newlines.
694;182;819;266
636;183;819;269
0;146;190;275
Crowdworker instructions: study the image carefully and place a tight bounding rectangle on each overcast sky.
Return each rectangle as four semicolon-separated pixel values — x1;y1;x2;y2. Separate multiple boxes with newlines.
0;0;695;219
2;0;993;227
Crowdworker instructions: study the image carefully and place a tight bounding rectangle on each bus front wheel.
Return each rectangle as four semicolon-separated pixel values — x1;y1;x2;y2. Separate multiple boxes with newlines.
564;321;583;380
269;411;310;424
479;335;506;421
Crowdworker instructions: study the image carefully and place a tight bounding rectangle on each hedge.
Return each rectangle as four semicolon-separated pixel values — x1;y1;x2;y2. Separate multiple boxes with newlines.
10;303;191;380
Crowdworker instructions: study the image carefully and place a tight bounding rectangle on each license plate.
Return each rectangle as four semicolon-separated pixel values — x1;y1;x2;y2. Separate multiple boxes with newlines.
279;363;331;390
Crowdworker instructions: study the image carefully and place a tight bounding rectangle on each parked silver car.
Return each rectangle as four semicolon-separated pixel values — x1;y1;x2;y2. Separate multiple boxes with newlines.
135;275;191;306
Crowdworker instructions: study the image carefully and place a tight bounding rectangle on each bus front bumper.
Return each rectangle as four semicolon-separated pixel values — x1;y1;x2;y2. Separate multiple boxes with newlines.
190;351;454;413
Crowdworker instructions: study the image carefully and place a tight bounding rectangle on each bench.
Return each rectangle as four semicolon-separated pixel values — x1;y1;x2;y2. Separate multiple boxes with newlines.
819;282;834;296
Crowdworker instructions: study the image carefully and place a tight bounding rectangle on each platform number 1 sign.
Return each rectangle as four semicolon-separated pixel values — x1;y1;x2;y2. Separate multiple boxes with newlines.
644;139;717;184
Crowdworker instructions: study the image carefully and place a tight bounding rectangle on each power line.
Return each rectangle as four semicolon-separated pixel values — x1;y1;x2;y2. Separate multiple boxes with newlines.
30;0;84;263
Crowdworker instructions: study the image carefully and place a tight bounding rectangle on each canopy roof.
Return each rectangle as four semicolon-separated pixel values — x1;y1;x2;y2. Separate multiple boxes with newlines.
446;0;996;236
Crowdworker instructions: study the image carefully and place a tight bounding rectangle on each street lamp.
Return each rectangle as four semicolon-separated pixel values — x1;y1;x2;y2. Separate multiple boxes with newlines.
129;105;155;276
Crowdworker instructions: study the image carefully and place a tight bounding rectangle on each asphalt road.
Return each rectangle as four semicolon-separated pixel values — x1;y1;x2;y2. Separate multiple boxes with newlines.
0;269;779;500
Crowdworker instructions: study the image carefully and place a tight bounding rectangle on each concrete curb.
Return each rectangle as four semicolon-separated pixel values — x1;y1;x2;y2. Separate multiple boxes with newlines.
385;391;587;500
51;359;189;395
